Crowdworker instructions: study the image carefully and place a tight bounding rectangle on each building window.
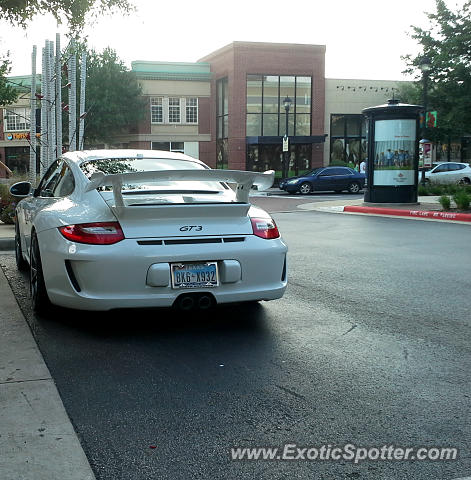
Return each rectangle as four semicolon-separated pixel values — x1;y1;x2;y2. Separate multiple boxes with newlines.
217;78;229;169
330;114;367;168
4;108;30;132
246;75;311;137
169;98;181;123
150;97;163;124
247;144;313;178
185;98;198;123
151;141;184;153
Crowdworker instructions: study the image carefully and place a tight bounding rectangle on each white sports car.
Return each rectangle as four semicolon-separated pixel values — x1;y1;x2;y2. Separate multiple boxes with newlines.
10;150;288;312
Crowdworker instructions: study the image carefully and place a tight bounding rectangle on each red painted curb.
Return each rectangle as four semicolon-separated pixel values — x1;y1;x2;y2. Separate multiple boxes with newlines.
343;206;471;222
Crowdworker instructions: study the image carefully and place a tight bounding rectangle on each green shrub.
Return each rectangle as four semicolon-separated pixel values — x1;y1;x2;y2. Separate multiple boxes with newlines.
418;185;428;196
0;174;30;225
453;190;471;210
0;203;16;224
430;184;444;196
439;195;451;211
329;160;348;167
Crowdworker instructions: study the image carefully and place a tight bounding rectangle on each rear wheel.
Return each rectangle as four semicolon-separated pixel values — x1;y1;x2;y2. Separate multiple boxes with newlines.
298;182;312;195
347;182;360;194
458;177;470;185
15;222;28;271
30;232;50;314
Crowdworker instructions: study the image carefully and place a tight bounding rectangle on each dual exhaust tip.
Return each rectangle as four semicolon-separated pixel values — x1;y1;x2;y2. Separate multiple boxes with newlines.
175;293;214;311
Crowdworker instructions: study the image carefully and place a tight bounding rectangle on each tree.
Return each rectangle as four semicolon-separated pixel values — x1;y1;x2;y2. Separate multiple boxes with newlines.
65;46;146;146
0;0;134;33
403;0;471;144
0;54;18;105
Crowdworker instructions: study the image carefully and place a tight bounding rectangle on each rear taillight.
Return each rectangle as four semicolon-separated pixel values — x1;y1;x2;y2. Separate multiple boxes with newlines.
59;222;124;245
250;217;280;239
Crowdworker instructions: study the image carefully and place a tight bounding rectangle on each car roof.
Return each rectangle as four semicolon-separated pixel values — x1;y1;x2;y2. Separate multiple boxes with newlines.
62;149;207;167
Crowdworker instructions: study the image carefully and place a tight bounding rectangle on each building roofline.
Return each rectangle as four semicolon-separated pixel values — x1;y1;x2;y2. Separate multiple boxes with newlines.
198;41;326;62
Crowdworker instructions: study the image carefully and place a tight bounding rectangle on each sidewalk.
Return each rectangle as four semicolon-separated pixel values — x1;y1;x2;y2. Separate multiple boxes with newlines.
298;195;471;224
0;221;14;250
0;267;96;480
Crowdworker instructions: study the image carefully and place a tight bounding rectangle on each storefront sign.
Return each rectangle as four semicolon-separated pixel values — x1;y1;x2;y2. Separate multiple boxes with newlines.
5;132;40;141
373;119;416;186
282;136;289;152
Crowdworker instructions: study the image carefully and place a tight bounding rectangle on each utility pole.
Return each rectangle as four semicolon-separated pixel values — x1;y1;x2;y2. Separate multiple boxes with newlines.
40;46;47;177
29;46;37;185
68;39;77;152
78;51;87;150
55;34;62;158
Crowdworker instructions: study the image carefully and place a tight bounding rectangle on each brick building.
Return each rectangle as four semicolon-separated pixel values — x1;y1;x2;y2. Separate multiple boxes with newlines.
199;42;327;176
13;41;471;180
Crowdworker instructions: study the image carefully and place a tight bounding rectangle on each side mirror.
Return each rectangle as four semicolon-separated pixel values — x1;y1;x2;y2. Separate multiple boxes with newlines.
10;181;33;198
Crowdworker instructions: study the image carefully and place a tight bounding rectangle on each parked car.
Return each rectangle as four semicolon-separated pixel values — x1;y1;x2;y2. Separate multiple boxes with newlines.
10;150;287;312
279;166;366;194
424;162;471;184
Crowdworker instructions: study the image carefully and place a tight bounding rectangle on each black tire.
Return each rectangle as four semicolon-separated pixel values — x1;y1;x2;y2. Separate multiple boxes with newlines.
298;182;312;195
458;177;470;185
30;232;51;314
347;182;361;194
15;222;28;271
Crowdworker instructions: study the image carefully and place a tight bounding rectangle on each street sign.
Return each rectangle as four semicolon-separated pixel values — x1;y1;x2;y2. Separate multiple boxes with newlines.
282;135;289;152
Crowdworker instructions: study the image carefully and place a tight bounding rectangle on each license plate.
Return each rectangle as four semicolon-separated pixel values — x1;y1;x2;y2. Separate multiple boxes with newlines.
171;262;219;289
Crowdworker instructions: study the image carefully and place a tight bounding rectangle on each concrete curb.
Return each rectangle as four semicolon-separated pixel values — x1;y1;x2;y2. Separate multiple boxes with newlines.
0;238;14;250
343;205;471;222
0;267;96;479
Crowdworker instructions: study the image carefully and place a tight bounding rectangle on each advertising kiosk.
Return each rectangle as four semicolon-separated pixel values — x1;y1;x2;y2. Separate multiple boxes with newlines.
363;99;422;203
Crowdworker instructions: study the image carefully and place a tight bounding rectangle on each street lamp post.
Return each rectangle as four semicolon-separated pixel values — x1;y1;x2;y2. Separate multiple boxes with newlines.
282;96;292;180
420;56;431;185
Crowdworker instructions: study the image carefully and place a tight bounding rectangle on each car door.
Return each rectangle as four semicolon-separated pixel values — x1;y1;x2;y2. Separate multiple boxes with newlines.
329;167;355;190
313;168;335;191
20;159;64;257
447;163;466;183
428;163;449;183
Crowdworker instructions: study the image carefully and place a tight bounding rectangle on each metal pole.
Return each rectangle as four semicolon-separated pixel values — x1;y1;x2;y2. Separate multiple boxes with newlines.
48;40;56;166
68;40;77;152
78;51;87;150
29;46;37;185
421;71;428;185
283;104;289;179
55;33;62;159
40;46;47;177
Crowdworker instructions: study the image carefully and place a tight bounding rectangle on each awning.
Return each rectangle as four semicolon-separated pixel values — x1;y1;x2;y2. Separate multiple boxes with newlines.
246;135;328;145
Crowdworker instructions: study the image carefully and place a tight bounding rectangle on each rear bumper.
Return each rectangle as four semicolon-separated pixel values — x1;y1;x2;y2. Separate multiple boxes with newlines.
38;229;288;311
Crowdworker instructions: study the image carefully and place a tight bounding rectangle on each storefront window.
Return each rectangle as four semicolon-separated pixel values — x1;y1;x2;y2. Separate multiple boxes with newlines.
296;114;311;136
246;144;312;178
262;76;279;114
247;75;262;113
279;76;296;105
217;78;228;141
295;77;311;114
216;139;228;169
247;114;262;136
330;114;367;168
246;75;312;138
262;114;278;136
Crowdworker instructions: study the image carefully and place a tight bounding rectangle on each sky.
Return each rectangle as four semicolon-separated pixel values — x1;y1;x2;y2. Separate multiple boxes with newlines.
0;0;466;81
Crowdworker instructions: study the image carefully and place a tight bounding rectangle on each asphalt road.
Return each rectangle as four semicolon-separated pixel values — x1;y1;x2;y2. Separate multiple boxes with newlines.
1;208;470;480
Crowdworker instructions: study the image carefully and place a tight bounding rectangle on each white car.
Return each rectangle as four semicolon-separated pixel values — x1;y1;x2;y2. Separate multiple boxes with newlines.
11;150;287;312
425;162;471;184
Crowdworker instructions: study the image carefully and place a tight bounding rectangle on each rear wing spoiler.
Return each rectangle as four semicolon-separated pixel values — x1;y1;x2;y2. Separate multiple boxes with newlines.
84;169;275;205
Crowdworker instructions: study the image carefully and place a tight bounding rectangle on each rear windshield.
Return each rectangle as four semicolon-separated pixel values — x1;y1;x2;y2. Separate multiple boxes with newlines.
80;157;227;193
